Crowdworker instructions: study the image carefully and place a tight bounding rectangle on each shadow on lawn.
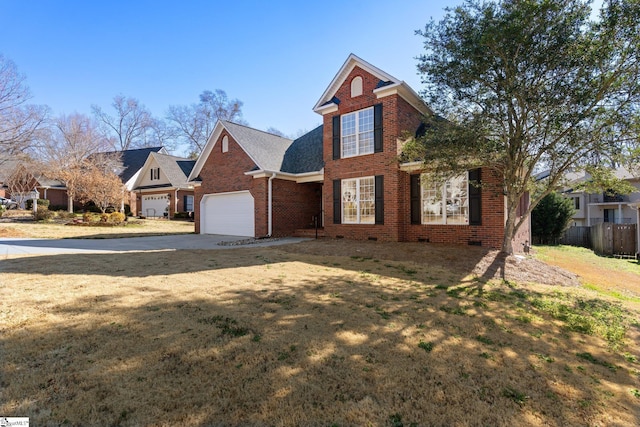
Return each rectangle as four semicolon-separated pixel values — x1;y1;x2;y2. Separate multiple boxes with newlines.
2;244;638;426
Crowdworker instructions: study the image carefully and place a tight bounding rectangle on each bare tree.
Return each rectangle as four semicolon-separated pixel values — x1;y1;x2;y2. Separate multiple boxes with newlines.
76;161;125;213
5;163;38;208
0;54;48;163
42;114;112;212
92;95;158;151
167;89;245;155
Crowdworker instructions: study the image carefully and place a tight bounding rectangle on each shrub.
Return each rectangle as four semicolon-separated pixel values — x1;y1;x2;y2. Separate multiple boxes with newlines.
56;211;76;220
0;205;5;217
100;213;109;222
34;208;55;221
173;212;192;219
83;212;95;223
109;212;126;223
25;199;50;210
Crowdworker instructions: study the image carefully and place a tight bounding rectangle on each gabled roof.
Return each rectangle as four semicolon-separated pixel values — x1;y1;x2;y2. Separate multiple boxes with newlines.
0;159;65;189
133;152;195;190
98;146;166;183
189;121;294;181
313;53;431;116
280;125;324;174
222;121;294;171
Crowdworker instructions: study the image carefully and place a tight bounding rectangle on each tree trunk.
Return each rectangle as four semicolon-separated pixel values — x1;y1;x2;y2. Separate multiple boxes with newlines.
67;195;74;214
501;205;518;255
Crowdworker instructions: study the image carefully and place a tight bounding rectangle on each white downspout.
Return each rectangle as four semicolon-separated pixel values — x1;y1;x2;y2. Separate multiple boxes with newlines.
268;173;276;237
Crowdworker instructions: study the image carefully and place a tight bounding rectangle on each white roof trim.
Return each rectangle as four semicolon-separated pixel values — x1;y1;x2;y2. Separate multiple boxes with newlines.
315;103;339;115
188;120;226;182
313;54;400;113
374;83;432;116
189;120;293;182
245;169;324;183
131;152;157;190
399;161;425;172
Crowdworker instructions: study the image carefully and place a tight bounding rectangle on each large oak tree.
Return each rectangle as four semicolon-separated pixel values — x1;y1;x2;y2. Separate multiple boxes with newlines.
408;0;640;254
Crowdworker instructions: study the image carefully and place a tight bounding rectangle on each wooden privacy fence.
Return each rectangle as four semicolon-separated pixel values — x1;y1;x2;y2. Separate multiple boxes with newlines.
590;223;637;257
560;226;591;248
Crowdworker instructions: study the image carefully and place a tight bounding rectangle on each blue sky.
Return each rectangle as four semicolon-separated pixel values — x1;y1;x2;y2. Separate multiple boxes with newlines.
0;0;451;153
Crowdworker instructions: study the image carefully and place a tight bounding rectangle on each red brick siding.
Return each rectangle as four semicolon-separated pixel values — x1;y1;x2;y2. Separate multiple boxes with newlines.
39;188;68;208
272;180;322;236
323;66;422;242
402;168;507;249
194;130;264;234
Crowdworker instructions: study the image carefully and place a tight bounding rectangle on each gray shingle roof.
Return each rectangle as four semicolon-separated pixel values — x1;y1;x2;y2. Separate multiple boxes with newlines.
280;125;324;174
221;121;293;171
147;152;195;188
98;147;165;183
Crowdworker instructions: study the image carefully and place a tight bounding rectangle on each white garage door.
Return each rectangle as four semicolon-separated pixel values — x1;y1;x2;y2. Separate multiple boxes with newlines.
142;194;170;217
201;191;255;236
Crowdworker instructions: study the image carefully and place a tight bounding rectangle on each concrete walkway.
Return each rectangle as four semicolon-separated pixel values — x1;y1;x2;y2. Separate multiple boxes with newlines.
0;234;307;256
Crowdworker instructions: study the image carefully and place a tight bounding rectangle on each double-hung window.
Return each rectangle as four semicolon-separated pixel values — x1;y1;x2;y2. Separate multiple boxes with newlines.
341;107;374;157
342;177;375;224
421;173;469;225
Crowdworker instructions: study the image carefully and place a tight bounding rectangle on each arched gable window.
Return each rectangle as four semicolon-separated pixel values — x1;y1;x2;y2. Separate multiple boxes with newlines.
222;135;229;153
350;76;363;98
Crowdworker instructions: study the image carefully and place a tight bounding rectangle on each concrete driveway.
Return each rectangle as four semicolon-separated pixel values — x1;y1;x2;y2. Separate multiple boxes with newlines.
0;234;307;255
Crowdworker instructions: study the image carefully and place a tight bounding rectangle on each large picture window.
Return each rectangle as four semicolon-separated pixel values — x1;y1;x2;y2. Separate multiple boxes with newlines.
421;173;469;225
341;107;374;158
342;177;375;224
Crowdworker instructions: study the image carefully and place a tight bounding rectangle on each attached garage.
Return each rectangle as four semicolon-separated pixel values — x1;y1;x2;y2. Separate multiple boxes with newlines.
141;194;169;217
201;191;255;236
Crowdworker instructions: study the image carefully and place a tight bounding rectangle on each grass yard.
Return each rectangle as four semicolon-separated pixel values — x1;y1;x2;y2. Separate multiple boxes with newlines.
0;235;639;426
0;212;194;239
534;245;640;300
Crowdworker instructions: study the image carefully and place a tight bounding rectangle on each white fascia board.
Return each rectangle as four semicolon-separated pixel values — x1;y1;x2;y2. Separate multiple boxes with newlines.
188;120;226;182
313;53;400;114
137;186;177;193
131;152;157;190
125;172;139;191
399;161;425;172
245;169;324;183
374;82;432;116
315;103;339;115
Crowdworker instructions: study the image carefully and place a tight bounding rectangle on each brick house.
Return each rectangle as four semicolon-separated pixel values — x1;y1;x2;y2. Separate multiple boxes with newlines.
131;151;196;218
189;54;530;250
0;160;67;208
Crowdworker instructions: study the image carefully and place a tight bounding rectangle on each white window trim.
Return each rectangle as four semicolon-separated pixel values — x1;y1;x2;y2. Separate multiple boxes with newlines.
342;176;375;224
222;135;229;153
421;172;469;225
341;107;374;158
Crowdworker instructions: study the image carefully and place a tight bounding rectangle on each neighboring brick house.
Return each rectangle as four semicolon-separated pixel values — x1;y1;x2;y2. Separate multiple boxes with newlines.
131;151;196;218
189;54;530;251
0;159;67;208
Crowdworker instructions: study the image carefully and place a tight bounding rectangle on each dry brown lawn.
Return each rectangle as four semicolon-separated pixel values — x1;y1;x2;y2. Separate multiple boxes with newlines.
0;211;194;239
1;231;639;426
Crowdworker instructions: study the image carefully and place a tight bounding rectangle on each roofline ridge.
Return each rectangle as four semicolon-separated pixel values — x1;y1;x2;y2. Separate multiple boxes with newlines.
221;120;293;141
